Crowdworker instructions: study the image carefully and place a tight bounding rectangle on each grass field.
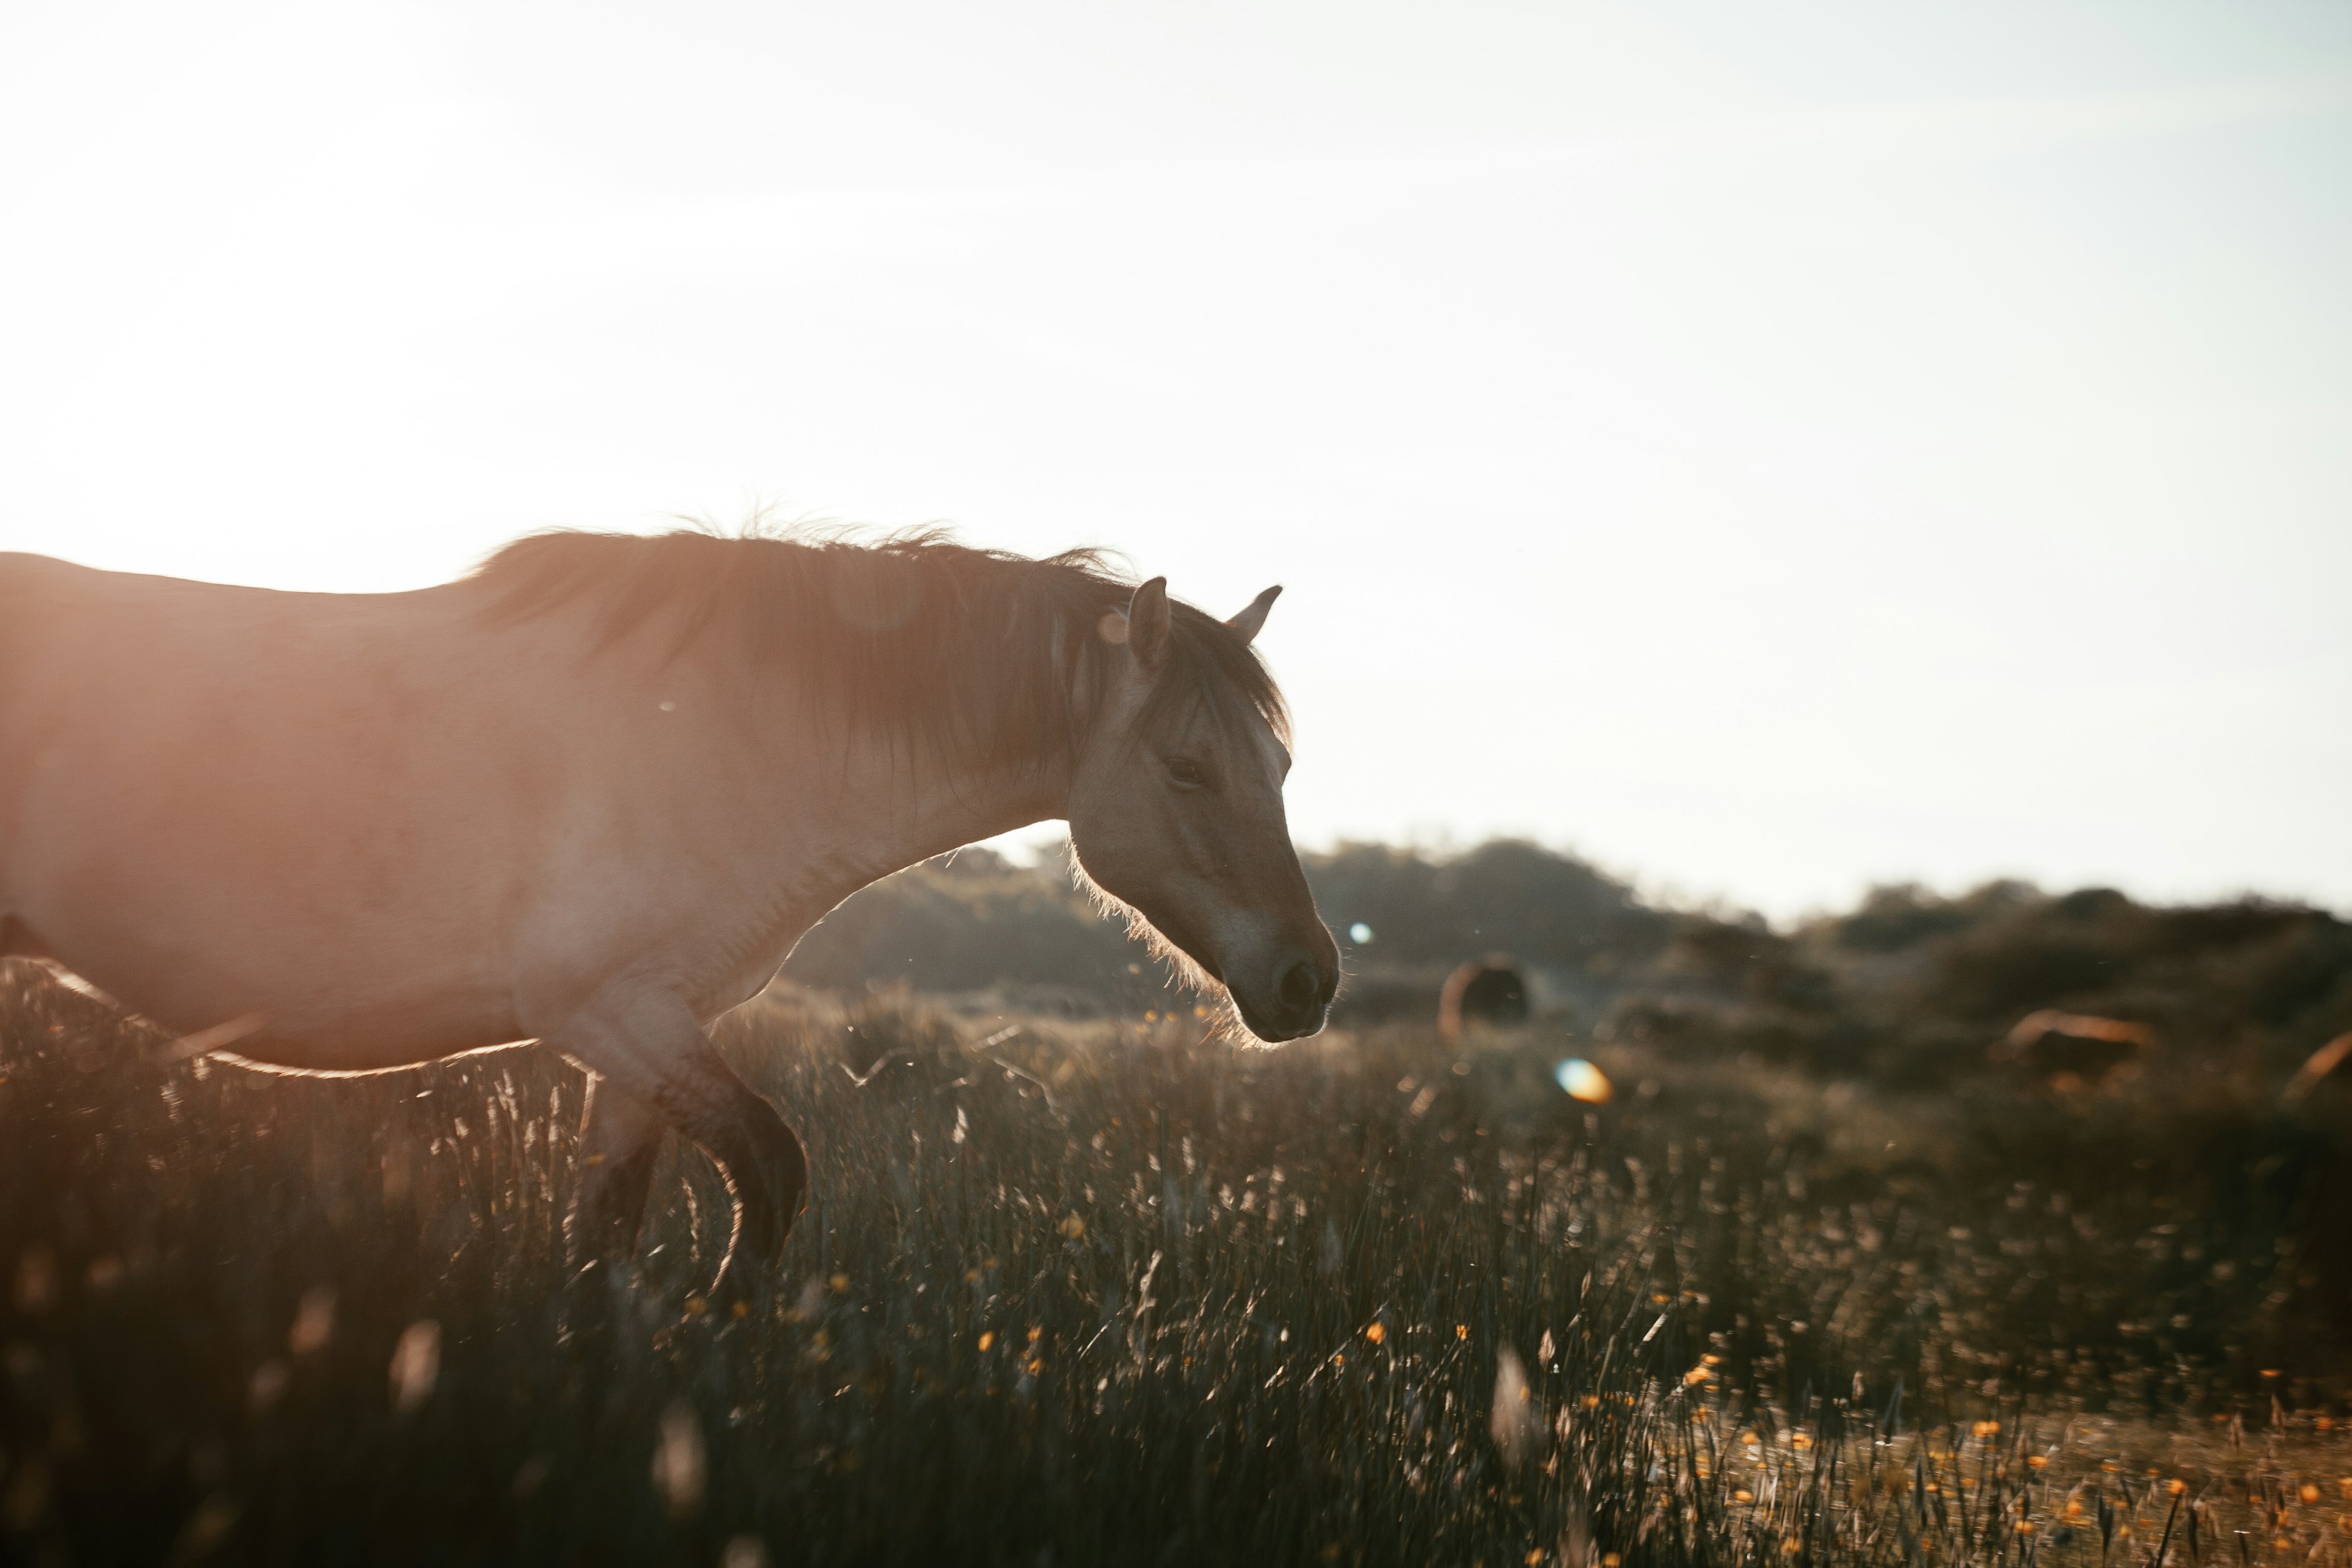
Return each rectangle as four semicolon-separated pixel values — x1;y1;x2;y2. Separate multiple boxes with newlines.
4;963;2351;1566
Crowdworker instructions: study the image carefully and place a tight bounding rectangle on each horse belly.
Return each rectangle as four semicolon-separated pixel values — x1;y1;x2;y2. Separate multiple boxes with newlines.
20;860;527;1069
206;1003;534;1075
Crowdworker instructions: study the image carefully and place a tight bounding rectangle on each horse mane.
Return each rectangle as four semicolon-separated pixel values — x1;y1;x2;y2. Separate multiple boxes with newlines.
468;527;1288;774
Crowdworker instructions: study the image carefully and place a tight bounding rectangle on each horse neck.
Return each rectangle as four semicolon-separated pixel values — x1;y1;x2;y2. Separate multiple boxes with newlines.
775;724;1075;901
714;632;1106;928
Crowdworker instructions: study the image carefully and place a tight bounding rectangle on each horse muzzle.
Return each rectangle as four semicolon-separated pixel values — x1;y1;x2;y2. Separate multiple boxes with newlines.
1232;944;1339;1042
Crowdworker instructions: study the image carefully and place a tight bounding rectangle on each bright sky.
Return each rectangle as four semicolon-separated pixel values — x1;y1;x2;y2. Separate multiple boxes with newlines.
4;1;2348;919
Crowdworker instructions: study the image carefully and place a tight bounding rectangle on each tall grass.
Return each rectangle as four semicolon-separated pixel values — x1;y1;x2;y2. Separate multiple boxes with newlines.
3;968;2348;1565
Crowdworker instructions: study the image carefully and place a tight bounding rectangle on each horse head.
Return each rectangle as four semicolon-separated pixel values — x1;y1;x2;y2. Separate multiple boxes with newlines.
1066;577;1340;1043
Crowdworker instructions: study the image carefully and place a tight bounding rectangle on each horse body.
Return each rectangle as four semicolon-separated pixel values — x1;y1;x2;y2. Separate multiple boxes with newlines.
0;533;1337;1294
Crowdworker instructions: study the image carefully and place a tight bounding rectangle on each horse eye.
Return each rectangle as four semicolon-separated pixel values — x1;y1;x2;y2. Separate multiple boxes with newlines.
1164;757;1207;789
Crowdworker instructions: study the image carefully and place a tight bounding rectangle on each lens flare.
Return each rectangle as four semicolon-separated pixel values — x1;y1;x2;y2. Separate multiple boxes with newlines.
1554;1058;1613;1103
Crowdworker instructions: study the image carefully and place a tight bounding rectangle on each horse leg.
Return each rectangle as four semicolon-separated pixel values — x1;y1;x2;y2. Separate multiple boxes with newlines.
565;1073;667;1267
548;988;808;1300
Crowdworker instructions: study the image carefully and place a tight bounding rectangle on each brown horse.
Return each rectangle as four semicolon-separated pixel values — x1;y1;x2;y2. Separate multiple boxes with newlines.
0;530;1339;1295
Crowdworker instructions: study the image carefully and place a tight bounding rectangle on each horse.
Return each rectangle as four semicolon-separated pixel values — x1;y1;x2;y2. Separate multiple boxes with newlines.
0;529;1341;1297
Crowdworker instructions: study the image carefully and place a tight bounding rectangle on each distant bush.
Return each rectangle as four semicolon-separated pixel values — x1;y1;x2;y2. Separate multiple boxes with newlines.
1834;883;2352;1078
1304;838;1672;969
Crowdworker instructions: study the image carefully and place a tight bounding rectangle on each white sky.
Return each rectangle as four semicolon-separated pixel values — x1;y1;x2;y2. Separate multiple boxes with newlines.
4;1;2347;919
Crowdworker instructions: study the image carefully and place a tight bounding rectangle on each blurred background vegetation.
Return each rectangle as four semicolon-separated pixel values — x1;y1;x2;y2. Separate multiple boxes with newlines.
788;838;2352;1095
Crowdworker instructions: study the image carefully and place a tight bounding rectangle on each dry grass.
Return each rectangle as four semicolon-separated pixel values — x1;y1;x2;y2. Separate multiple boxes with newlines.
3;967;2348;1565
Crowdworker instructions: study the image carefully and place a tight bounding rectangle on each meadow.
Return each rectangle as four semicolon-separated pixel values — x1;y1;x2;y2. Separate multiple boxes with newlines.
5;888;2351;1567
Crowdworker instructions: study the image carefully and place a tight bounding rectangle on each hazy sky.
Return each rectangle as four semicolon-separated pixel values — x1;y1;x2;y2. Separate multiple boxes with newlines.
4;1;2347;918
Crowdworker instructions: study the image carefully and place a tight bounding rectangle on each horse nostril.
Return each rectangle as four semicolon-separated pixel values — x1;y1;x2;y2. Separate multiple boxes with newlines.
1278;958;1321;1013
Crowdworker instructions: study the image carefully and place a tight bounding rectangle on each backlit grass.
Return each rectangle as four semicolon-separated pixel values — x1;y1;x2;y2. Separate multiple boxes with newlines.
4;968;2348;1565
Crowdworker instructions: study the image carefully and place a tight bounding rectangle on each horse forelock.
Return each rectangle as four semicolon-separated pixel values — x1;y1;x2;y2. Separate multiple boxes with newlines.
468;527;1287;776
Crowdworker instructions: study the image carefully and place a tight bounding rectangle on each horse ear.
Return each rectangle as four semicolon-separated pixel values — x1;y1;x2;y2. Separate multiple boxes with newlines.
1226;584;1281;646
1126;576;1171;677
